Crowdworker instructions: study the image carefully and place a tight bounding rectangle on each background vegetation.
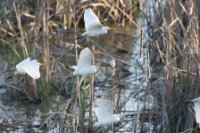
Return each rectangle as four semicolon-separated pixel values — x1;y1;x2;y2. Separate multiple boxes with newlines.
0;0;200;133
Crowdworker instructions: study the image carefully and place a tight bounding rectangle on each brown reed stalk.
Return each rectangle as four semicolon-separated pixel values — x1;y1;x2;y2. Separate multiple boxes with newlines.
33;0;41;58
73;3;84;132
42;0;50;87
75;76;84;133
13;2;28;58
13;1;41;101
148;0;200;132
140;28;144;60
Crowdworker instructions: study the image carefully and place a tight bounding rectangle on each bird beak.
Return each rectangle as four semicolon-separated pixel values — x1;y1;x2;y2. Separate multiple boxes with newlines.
185;99;197;104
108;27;114;30
186;101;193;104
14;71;20;75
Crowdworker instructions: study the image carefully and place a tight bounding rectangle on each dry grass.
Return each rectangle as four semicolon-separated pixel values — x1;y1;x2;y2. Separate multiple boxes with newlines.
0;0;140;132
4;0;200;132
0;0;139;100
148;0;200;132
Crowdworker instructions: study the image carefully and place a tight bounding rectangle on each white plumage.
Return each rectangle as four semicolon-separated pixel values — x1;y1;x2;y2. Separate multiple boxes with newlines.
82;8;110;36
16;58;41;79
93;98;121;126
191;97;200;125
72;48;97;76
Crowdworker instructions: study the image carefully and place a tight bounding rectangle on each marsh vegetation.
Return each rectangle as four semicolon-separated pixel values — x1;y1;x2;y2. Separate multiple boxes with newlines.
0;0;200;133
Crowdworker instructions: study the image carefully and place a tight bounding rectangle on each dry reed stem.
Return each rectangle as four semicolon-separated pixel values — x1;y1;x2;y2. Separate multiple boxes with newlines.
148;0;200;132
1;0;141;132
13;2;28;57
140;28;144;59
42;0;50;86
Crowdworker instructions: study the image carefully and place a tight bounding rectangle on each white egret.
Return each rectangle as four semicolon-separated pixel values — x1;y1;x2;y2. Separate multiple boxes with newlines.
82;8;110;36
190;97;200;125
93;98;121;126
16;58;41;79
72;47;97;76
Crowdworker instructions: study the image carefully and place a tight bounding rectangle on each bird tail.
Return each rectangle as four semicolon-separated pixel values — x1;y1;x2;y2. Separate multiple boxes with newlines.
75;32;87;40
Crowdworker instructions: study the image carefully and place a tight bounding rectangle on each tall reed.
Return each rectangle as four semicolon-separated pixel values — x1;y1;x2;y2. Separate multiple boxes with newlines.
149;0;200;132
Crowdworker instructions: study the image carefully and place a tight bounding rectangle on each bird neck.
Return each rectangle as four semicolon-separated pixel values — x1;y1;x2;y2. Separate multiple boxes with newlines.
102;26;109;32
114;114;121;121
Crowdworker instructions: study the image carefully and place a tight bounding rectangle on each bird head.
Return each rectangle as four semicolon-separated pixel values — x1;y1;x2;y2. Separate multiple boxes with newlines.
103;26;113;31
113;114;122;122
186;97;200;103
72;68;80;76
91;66;98;73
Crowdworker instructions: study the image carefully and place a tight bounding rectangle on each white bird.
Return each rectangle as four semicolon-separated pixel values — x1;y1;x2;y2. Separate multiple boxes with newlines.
93;98;121;126
72;47;97;76
16;58;41;79
190;97;200;125
82;8;110;37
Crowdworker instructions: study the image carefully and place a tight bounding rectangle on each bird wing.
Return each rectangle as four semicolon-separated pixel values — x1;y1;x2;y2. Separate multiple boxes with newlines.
95;98;114;118
16;58;31;73
84;8;102;31
22;59;41;79
194;102;200;124
191;97;200;102
77;47;93;68
71;65;78;70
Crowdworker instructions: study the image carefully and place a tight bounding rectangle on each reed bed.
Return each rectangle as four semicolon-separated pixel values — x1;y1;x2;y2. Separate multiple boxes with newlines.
0;0;141;132
0;0;139;99
3;0;200;132
148;0;200;132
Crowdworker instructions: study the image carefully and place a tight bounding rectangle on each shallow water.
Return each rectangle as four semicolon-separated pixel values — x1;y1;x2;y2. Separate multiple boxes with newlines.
0;26;145;133
0;1;160;133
